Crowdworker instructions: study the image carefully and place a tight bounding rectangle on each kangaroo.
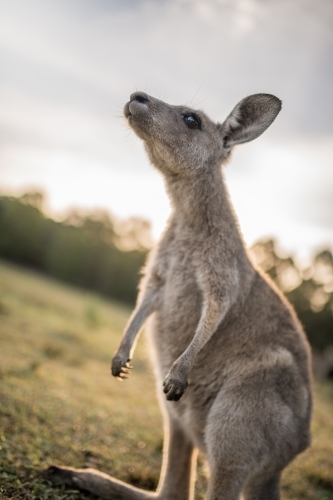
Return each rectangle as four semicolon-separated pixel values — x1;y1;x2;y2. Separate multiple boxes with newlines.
46;92;312;500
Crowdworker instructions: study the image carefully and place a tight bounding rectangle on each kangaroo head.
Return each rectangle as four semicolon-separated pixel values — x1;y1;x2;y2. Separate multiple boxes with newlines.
124;92;281;177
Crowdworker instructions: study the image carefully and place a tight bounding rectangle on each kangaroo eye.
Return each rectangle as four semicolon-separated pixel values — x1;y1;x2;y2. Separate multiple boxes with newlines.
183;114;201;130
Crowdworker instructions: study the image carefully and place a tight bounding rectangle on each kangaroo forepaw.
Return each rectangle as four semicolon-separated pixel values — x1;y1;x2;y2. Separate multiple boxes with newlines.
163;372;188;401
111;352;132;379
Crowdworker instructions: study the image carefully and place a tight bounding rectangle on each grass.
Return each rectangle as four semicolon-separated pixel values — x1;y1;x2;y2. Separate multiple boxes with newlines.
0;259;332;500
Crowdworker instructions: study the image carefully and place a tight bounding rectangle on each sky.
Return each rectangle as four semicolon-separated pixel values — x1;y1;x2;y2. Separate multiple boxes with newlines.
0;0;332;260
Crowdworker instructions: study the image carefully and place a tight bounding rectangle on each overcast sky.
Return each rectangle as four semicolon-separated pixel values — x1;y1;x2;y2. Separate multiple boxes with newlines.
0;0;332;259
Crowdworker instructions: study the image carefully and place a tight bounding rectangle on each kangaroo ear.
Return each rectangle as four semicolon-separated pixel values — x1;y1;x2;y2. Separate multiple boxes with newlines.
220;94;282;148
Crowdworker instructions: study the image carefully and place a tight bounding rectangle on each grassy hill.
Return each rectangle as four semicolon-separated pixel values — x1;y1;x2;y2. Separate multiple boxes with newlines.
0;260;332;500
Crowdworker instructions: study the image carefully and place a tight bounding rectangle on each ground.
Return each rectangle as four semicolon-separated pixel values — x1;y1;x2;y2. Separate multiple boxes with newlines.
0;260;332;500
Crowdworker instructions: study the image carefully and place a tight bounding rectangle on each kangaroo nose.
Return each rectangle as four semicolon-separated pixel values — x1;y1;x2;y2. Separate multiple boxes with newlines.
130;92;150;104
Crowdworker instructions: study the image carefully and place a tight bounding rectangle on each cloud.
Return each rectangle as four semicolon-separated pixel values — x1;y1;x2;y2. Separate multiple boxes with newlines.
0;0;332;253
1;0;332;134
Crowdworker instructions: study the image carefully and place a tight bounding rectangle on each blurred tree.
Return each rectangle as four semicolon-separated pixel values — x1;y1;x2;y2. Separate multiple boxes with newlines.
0;194;148;305
19;191;45;211
114;216;153;250
250;240;333;351
0;196;50;267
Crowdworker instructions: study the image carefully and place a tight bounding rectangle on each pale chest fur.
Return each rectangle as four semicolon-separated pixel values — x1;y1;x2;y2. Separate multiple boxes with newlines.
150;234;203;373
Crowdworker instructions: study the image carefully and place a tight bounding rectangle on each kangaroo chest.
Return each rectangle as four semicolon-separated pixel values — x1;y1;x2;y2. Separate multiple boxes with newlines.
151;239;203;371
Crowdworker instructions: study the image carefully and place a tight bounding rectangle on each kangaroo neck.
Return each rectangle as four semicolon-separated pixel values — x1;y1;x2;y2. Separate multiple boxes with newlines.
164;166;237;233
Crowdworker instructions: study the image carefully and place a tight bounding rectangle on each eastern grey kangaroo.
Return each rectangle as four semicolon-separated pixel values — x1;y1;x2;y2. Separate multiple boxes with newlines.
46;92;312;500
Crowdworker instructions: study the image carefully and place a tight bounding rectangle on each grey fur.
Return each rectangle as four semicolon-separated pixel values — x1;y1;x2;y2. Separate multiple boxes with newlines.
46;92;312;500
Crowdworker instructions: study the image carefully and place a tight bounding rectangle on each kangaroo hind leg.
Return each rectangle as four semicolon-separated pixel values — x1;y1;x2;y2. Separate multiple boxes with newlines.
156;418;197;500
206;463;248;500
45;418;196;500
242;472;281;500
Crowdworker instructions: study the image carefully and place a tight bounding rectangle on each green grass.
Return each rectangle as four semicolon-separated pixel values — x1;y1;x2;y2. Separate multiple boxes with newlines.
0;260;332;500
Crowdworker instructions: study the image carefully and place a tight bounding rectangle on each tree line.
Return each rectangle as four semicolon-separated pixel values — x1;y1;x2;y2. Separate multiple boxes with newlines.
0;193;147;305
0;193;332;352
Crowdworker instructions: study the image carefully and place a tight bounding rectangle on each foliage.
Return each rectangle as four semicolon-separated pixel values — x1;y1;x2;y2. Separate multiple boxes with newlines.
251;240;333;351
0;194;148;305
0;261;332;500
